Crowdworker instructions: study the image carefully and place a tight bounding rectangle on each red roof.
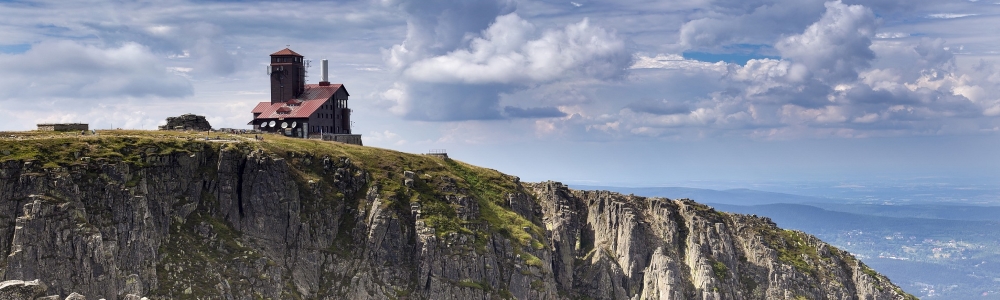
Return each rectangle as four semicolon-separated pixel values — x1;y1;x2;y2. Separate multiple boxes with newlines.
270;48;302;56
251;84;347;120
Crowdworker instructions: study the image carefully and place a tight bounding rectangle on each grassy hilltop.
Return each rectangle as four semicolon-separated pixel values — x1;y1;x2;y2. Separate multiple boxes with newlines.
0;129;545;252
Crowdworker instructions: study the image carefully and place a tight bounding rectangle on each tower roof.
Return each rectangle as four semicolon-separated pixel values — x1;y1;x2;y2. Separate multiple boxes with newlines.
270;48;303;57
251;83;347;119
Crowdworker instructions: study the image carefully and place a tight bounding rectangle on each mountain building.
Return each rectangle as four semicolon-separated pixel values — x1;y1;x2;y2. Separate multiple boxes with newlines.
250;48;361;145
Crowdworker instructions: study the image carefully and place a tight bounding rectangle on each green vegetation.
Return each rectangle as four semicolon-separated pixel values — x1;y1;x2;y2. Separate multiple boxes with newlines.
457;279;491;291
254;132;546;256
0;130;216;168
860;263;880;279
522;252;544;267
441;159;544;247
152;211;279;298
753;224;821;277
710;259;729;280
530;279;545;291
2;129;547;270
498;289;515;299
775;230;821;277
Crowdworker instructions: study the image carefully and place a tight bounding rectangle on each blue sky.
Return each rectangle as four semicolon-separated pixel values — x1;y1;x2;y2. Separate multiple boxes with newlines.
1;0;998;188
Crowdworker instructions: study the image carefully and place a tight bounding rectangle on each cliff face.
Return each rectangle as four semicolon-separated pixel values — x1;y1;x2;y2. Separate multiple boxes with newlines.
0;133;916;299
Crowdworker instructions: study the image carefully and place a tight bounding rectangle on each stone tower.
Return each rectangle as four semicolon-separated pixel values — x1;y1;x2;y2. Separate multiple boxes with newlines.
269;48;306;104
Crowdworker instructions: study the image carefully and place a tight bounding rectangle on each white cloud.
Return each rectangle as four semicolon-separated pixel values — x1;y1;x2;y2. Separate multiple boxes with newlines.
403;14;628;84
0;0;996;143
875;32;909;39
383;0;517;71
776;1;877;83
0;41;193;101
525;0;1000;140
679;0;828;49
382;6;631;121
630;54;728;72
367;130;407;146
928;13;978;19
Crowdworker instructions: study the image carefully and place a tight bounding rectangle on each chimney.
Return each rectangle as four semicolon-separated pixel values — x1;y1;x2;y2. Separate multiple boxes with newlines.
319;59;330;86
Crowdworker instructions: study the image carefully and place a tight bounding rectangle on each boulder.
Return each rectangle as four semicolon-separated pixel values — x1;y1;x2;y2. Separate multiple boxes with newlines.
159;114;212;131
0;279;47;300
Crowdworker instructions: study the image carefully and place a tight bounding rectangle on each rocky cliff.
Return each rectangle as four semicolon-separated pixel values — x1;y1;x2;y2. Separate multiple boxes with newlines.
0;131;916;299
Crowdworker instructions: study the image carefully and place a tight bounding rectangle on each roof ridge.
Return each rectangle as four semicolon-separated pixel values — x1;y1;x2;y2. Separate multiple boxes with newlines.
270;48;303;56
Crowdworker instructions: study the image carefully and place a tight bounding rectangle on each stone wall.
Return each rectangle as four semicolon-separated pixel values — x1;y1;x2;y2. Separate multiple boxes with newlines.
320;134;363;146
36;123;88;131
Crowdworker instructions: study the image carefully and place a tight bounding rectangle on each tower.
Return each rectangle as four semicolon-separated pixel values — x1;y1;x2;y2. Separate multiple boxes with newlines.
268;48;306;104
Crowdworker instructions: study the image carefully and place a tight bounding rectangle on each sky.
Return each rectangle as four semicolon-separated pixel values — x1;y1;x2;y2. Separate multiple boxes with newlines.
1;0;999;189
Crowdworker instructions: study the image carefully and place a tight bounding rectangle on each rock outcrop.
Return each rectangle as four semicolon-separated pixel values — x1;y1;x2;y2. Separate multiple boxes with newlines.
0;134;917;299
158;113;211;131
0;279;47;299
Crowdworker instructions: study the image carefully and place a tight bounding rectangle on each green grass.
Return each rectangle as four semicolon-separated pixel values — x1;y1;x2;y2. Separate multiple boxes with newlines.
0;130;217;168
456;279;490;291
522;252;544;267
751;223;821;277
441;159;545;249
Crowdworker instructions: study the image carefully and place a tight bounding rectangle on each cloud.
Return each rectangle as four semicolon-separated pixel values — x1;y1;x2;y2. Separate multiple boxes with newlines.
382;4;631;121
403;14;629;84
366;129;408;146
630;54;727;71
383;0;517;70
380;82;506;121
775;1;876;83
0;40;193;100
679;0;828;49
530;0;1000;141
927;13;977;19
503;106;567;118
624;99;691;115
0;0;996;141
875;32;909;39
841;0;932;12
